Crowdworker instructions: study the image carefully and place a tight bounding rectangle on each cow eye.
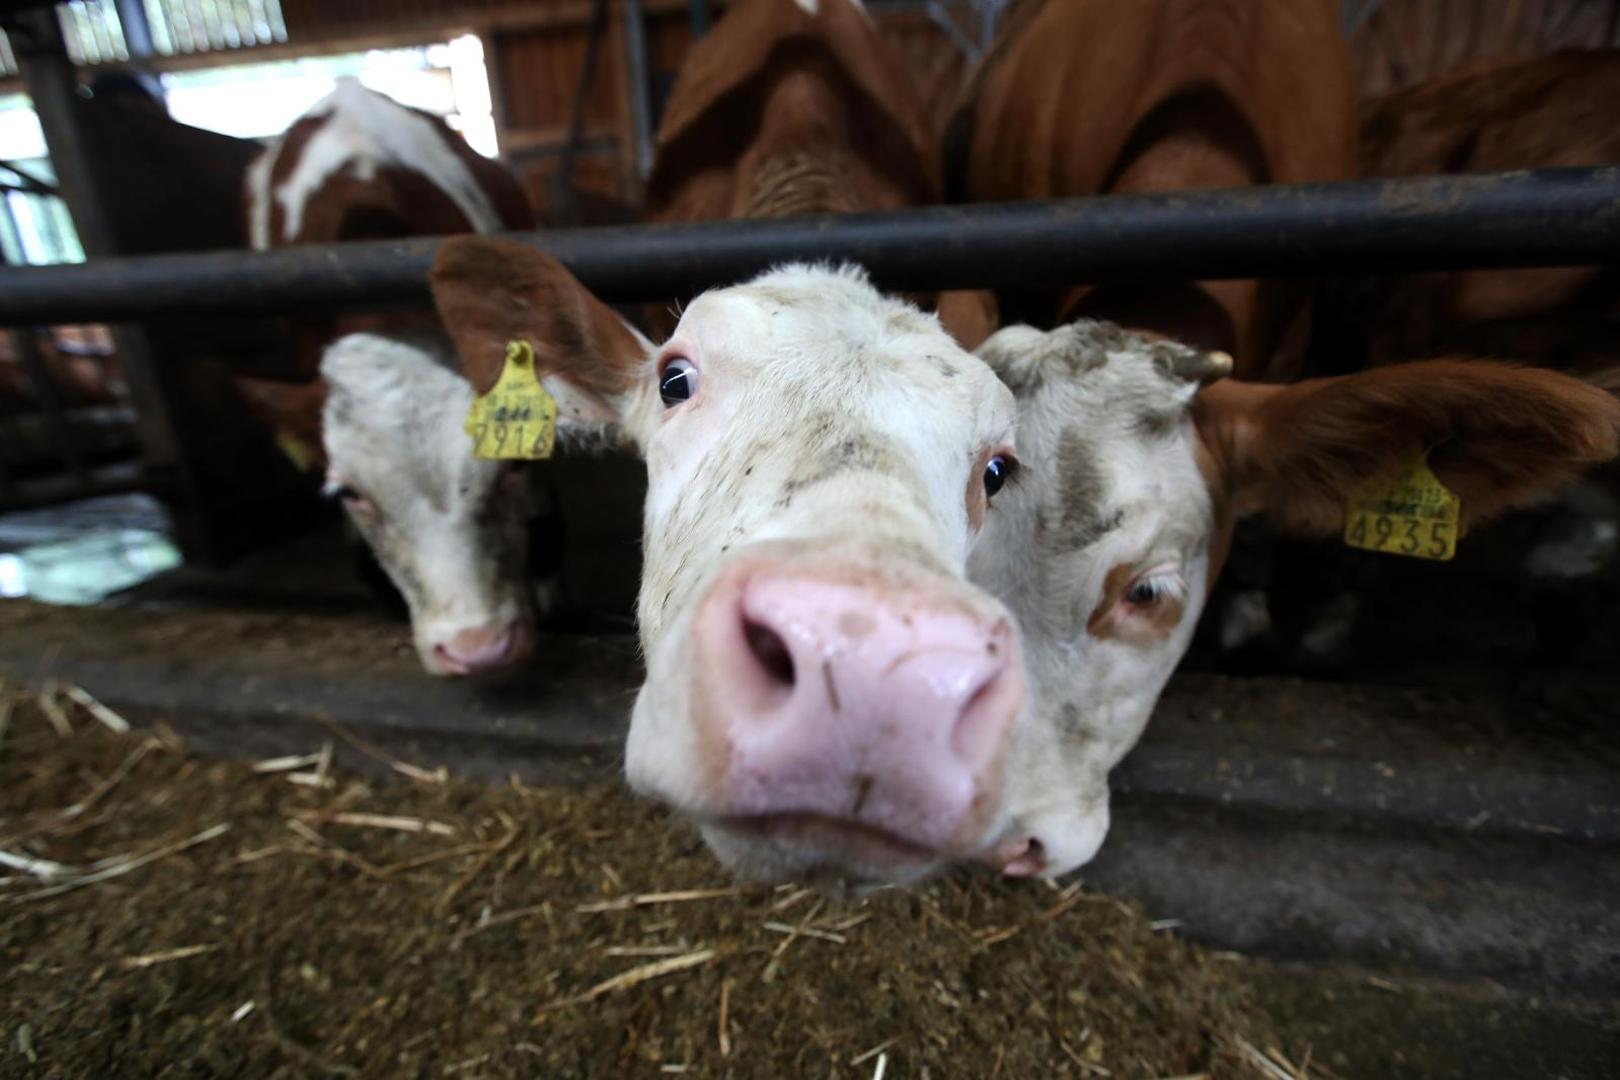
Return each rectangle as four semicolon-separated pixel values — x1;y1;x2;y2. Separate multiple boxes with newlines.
659;358;698;406
983;454;1016;498
1126;569;1184;607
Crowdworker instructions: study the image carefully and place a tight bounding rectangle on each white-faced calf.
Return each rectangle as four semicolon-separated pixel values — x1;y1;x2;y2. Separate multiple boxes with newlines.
969;321;1620;877
320;333;543;675
243;80;543;676
433;238;1024;885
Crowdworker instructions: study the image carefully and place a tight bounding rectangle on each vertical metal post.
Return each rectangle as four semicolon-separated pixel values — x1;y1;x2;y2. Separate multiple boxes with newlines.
112;0;166;105
5;6;203;546
621;0;656;183
113;0;155;59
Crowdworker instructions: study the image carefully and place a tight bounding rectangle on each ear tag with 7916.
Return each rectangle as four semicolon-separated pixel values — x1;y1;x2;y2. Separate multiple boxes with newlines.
1343;449;1459;561
463;339;557;460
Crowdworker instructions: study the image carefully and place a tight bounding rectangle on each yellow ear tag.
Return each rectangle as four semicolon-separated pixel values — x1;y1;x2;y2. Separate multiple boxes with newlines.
1343;449;1460;561
463;339;557;460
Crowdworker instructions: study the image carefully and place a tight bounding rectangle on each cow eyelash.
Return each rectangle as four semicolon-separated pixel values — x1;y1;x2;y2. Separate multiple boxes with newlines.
1126;569;1185;606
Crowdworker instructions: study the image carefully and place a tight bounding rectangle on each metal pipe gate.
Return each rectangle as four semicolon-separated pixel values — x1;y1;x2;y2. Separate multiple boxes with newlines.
0;167;1615;327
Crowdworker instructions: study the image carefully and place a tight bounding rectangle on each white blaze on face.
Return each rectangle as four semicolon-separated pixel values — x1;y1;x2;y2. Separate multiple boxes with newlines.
247;78;504;250
968;323;1220;878
320;332;536;676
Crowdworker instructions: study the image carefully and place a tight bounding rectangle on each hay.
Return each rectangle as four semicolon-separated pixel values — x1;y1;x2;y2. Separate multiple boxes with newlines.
0;694;1319;1078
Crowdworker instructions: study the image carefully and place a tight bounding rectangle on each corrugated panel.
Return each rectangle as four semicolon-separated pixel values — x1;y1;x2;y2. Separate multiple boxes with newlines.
143;0;287;56
498;21;622;131
18;1;291;67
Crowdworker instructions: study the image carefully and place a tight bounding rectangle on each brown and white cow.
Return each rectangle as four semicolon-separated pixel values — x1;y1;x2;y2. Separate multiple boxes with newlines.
430;1;1620;886
244;79;549;676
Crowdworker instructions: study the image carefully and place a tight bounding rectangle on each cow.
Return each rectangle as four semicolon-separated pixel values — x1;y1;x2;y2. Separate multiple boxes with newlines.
636;0;989;342
1329;50;1620;378
943;0;1363;666
942;0;1358;377
243;79;552;676
429;1;1620;885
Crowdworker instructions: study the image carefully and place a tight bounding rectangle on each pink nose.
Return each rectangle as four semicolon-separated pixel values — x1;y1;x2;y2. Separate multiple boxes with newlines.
692;567;1022;854
432;621;529;675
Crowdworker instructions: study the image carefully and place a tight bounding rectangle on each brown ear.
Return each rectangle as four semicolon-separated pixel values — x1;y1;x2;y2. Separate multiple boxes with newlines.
429;236;647;409
1197;360;1620;537
935;289;998;352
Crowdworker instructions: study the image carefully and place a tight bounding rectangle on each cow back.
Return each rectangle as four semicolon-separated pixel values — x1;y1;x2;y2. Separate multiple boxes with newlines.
646;0;937;223
946;0;1357;374
1337;51;1620;373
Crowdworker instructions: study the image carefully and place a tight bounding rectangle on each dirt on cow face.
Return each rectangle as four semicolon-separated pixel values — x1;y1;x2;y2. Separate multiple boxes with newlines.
0;695;1297;1079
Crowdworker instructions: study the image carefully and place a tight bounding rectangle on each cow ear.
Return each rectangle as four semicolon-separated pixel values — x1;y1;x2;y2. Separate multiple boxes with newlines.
430;236;652;427
936;289;998;352
1196;360;1620;536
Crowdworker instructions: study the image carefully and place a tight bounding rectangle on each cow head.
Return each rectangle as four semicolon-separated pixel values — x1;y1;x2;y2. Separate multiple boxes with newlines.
321;332;539;676
971;320;1620;878
433;237;1024;885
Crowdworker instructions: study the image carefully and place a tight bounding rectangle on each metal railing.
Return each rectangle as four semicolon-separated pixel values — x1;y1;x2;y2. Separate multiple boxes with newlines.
0;167;1614;326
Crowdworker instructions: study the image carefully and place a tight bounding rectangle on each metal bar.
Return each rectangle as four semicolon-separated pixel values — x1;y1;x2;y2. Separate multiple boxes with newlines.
620;0;655;183
0;168;1616;326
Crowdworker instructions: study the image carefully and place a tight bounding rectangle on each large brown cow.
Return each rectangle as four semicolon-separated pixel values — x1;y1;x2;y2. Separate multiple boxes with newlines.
944;0;1358;375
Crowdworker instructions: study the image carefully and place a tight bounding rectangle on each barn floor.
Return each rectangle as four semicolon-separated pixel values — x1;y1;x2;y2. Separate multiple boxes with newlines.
0;511;1618;1076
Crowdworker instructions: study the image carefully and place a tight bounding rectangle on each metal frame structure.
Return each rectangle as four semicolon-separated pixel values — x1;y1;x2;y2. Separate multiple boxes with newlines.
0;167;1613;328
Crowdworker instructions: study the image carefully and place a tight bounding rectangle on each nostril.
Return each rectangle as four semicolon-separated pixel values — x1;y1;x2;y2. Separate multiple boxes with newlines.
742;617;795;687
1001;837;1046;877
431;643;470;676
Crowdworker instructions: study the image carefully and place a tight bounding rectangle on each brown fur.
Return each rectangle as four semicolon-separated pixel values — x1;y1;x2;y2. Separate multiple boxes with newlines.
649;0;936;218
431;237;646;399
1195;360;1620;538
436;0;964;378
945;0;1357;373
636;0;948;341
1086;562;1186;644
1335;51;1620;372
249;93;534;455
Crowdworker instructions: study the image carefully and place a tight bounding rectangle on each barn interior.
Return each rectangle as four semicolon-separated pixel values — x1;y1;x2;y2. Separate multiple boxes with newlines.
0;1;1618;1076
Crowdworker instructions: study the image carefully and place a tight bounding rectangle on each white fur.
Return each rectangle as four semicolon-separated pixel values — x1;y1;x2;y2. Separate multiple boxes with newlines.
969;322;1218;877
602;266;1020;880
321;332;537;672
248;79;503;250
